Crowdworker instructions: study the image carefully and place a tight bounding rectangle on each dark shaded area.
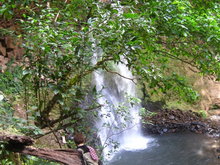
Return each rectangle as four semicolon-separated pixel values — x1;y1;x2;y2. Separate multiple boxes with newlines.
142;100;165;112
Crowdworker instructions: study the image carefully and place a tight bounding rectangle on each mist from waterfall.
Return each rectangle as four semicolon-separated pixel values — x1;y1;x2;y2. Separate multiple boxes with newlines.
93;56;152;160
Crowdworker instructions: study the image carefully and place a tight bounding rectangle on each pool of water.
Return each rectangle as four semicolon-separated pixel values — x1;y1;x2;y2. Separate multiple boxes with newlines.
107;132;219;165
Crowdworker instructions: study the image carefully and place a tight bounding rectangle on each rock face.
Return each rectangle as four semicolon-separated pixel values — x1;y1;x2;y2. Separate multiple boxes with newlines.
195;76;220;111
142;109;220;137
0;19;24;72
0;35;24;71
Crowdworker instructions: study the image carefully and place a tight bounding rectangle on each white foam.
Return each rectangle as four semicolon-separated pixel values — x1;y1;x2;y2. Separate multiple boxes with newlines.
120;136;153;151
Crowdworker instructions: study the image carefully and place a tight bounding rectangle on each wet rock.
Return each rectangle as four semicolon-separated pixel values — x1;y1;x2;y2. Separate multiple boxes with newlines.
163;128;168;133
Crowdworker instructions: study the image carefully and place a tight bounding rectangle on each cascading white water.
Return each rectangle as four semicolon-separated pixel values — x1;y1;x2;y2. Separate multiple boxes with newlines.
116;62;151;151
93;57;152;160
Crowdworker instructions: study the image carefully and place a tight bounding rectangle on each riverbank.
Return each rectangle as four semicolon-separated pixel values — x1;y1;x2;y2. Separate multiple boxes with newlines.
142;109;220;137
141;109;220;159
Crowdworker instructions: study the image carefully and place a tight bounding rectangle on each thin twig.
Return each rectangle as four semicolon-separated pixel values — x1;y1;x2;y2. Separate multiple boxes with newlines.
99;121;139;154
45;105;102;128
54;0;68;23
33;123;73;139
47;123;62;149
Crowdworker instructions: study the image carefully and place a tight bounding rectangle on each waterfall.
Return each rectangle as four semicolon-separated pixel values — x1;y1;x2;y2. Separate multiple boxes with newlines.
93;57;152;160
91;2;152;160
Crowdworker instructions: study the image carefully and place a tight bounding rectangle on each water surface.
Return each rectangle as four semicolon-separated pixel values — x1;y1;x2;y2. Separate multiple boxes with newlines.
108;132;219;165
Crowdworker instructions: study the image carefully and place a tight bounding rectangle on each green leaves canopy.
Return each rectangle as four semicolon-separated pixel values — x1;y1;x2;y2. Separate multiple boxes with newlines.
1;0;219;127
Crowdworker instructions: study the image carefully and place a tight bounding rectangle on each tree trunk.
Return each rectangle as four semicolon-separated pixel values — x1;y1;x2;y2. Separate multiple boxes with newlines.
0;135;83;165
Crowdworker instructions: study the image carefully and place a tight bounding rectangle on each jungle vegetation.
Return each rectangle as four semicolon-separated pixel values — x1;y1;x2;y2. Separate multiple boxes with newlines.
0;0;219;164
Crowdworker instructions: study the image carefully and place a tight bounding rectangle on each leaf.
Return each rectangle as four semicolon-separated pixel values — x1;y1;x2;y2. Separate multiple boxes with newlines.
123;13;139;19
53;89;59;95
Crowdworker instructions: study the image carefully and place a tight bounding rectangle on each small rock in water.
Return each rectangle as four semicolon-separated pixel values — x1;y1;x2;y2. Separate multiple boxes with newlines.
163;128;168;133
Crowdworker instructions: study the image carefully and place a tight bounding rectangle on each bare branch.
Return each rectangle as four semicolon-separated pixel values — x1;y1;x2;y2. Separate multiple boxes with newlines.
48;124;63;149
188;66;200;73
156;50;198;68
33;123;73;139
54;0;68;23
99;122;139;155
104;66;137;84
40;105;102;130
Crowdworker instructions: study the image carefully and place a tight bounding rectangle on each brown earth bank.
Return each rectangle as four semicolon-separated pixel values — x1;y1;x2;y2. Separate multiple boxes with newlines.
142;109;220;137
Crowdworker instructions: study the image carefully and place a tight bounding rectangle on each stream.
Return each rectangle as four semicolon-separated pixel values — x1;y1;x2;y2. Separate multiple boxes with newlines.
107;132;219;165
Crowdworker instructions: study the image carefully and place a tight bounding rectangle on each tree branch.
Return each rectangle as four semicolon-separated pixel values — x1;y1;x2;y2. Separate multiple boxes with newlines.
54;0;68;23
156;50;199;68
42;105;102;129
33;122;74;139
40;57;114;125
104;66;137;84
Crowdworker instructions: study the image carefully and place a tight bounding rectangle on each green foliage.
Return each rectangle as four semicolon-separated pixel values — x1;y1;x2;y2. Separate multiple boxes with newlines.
126;0;219;78
20;3;98;126
0;144;14;165
0;65;42;136
22;155;59;165
144;71;200;104
165;100;196;111
0;95;42;136
139;108;157;119
18;0;219;127
0;0;47;19
0;28;14;37
0;65;23;95
197;110;208;118
0;0;16;19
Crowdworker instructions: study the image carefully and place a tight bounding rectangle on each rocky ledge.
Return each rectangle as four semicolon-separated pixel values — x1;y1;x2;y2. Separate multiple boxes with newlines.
142;109;220;137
